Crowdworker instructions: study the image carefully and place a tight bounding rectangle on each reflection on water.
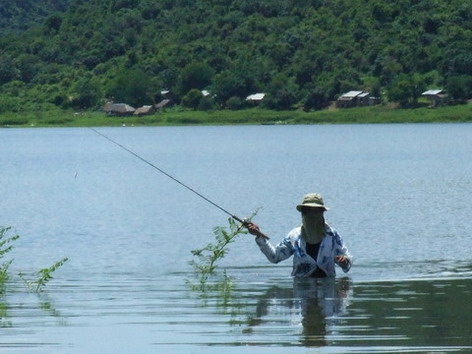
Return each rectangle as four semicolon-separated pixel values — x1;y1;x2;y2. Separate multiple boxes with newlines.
244;278;352;347
186;273;472;352
0;272;471;352
343;278;472;350
1;125;472;352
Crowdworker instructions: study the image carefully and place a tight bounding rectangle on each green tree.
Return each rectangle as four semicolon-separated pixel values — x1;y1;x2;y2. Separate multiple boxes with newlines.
213;68;258;106
178;62;214;96
14;54;40;83
181;88;203;109
0;57;19;84
71;78;102;109
213;71;245;105
225;96;247;110
198;95;215;111
446;75;472;101
387;73;427;107
44;14;63;33
303;89;330;111
107;68;154;107
263;73;298;110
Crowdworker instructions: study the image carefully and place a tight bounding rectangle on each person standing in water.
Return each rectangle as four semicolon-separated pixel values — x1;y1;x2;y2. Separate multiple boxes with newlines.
247;193;352;278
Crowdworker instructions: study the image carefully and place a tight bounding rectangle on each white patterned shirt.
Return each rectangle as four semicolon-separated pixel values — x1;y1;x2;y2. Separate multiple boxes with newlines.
256;224;352;278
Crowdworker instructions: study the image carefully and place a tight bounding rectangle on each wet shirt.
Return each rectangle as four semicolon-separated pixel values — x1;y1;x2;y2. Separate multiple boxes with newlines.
255;225;352;278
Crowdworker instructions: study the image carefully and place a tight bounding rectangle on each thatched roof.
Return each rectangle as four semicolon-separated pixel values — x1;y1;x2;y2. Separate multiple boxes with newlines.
155;99;174;109
104;102;135;115
134;105;155;116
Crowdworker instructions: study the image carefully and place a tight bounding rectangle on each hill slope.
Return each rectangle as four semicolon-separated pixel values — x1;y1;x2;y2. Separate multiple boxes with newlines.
0;0;73;33
0;0;471;112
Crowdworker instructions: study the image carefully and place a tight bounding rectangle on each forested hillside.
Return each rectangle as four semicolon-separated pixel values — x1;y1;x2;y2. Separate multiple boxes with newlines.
0;0;73;33
1;0;471;113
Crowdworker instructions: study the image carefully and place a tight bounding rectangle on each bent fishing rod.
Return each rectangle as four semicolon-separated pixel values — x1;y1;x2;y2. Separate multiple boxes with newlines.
89;127;269;239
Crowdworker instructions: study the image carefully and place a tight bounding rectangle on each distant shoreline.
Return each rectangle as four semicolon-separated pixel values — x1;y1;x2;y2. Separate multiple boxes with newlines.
1;104;471;128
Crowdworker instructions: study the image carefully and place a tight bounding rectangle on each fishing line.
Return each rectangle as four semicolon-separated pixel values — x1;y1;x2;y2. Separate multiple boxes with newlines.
89;127;266;237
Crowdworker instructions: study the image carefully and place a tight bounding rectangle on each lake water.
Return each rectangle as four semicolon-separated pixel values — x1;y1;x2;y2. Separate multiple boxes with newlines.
1;124;471;353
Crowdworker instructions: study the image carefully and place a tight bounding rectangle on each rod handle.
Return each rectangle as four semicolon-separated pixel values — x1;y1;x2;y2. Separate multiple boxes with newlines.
233;215;270;239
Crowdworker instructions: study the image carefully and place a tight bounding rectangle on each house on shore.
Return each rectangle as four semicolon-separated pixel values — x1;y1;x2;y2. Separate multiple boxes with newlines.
336;91;377;108
422;89;448;107
246;93;265;104
155;99;175;110
160;90;171;98
103;102;135;116
134;105;155;116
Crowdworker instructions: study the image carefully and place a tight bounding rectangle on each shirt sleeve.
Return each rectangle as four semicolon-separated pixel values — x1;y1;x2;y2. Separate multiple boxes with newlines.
255;235;294;264
332;230;353;273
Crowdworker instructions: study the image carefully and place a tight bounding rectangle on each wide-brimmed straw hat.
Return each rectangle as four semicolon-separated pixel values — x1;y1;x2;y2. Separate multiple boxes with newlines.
296;193;329;211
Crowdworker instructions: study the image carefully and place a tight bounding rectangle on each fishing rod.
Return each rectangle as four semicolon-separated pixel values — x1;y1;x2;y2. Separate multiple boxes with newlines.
89;127;269;239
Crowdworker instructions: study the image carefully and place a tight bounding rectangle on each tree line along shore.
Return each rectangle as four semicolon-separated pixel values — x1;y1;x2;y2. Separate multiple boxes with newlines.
1;103;471;128
1;1;472;119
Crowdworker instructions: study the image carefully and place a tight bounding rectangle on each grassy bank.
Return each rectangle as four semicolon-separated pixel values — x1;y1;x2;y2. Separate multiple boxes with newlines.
1;103;471;128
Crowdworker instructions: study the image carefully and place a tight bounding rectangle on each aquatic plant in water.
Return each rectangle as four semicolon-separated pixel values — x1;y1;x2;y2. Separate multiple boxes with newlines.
189;211;259;292
0;226;68;293
0;227;19;293
26;257;69;293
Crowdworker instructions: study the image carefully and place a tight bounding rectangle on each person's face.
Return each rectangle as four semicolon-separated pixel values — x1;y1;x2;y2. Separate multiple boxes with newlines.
301;208;324;228
301;208;325;242
301;208;324;219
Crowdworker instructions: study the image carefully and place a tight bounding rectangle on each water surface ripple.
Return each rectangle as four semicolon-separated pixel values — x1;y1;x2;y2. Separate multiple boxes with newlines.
1;124;471;352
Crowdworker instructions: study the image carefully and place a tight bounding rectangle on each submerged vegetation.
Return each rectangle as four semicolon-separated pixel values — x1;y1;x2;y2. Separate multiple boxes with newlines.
0;226;68;294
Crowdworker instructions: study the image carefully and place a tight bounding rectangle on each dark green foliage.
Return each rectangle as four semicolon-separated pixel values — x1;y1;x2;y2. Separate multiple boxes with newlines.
225;96;247;110
178;62;214;97
181;88;204;109
106;68;155;107
446;75;472;101
263;73;299;110
0;0;72;33
1;0;472;110
212;71;251;106
387;73;428;107
0;58;19;84
303;89;331;111
71;78;102;109
198;95;216;111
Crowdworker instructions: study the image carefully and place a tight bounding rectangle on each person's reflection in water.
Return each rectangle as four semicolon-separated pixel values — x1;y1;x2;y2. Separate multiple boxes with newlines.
247;277;352;347
301;295;326;346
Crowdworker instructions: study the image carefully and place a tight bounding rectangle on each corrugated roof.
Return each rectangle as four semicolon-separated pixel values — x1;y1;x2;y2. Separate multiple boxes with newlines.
246;93;265;101
155;99;173;109
422;89;444;95
341;90;364;98
104;103;135;113
134;105;154;115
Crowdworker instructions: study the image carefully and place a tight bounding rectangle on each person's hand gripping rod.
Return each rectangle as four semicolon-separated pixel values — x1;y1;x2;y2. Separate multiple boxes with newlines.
232;215;269;239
